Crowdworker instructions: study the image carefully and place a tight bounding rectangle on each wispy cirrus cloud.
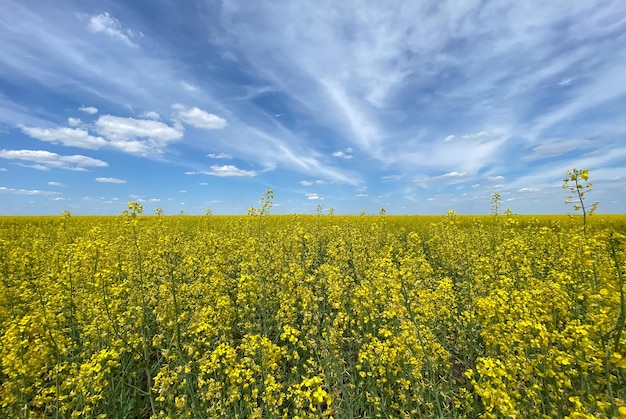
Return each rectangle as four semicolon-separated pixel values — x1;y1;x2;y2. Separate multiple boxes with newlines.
217;1;625;172
525;138;594;160
395;130;508;176
413;171;468;185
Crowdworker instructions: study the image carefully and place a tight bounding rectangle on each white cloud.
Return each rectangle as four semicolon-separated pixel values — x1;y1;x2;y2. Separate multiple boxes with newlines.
47;181;66;187
181;81;198;92
306;193;321;200
142;111;161;120
88;12;137;47
20;125;107;149
95;115;183;155
172;104;227;129
300;179;327;186
381;174;404;181
0;186;59;195
187;165;257;177
0;168;7;172
68;117;81;127
438;171;467;179
332;150;353;159
206;165;256;177
95;177;126;184
21;114;186;155
443;135;455;143
82;196;120;204
79;106;98;115
355;193;368;197
486;175;505;182
518;187;540;192
460;131;503;142
0;149;108;171
207;153;232;159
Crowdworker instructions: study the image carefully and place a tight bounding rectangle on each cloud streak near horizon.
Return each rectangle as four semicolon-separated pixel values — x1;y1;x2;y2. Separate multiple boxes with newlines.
0;0;624;214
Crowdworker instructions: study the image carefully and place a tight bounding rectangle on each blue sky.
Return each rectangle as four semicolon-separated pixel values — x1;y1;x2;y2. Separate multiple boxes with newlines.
1;0;625;215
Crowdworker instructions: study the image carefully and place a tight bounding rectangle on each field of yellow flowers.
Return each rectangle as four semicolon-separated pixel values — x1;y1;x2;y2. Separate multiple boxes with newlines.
1;210;625;418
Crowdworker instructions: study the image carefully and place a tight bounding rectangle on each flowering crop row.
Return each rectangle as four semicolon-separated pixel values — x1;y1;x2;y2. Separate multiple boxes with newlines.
0;212;625;418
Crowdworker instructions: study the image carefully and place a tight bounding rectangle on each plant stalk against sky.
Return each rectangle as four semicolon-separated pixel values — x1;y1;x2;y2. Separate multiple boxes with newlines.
491;193;501;216
248;189;274;236
562;168;598;234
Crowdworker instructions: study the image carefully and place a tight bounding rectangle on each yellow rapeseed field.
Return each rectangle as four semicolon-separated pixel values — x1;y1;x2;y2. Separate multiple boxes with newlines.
1;209;625;418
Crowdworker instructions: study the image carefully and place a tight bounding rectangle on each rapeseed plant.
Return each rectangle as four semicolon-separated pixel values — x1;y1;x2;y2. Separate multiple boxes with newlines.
563;168;599;235
0;209;625;417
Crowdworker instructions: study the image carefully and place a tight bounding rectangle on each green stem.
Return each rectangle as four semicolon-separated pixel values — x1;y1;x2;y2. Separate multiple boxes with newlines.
575;176;587;235
131;221;157;416
609;234;625;352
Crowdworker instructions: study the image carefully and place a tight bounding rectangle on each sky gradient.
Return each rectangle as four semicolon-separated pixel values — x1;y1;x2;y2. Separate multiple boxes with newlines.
1;0;625;215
